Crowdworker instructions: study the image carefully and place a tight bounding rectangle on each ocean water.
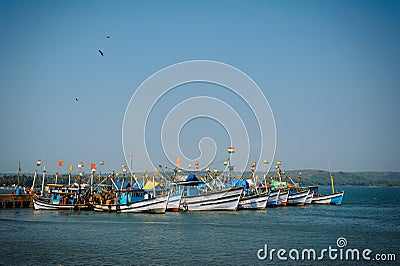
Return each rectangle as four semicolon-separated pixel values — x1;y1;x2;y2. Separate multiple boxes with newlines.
0;186;399;265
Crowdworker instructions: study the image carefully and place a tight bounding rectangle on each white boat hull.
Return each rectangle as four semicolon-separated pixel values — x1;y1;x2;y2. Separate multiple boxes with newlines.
167;194;182;212
312;191;344;205
93;195;169;214
33;197;89;210
181;187;242;211
238;192;269;210
305;190;314;204
266;190;280;207
277;191;289;206
287;190;309;206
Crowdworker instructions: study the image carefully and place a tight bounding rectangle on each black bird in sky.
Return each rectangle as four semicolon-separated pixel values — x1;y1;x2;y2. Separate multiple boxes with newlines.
106;36;111;39
98;49;104;56
75;98;79;102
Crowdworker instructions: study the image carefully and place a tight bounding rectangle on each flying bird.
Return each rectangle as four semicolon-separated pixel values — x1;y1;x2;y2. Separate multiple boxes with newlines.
75;98;79;102
106;36;111;39
98;49;104;56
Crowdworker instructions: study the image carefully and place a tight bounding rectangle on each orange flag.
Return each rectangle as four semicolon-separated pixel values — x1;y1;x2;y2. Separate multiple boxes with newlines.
176;158;181;167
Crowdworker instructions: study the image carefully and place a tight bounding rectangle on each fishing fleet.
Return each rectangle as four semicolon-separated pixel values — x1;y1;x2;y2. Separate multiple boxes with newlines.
28;151;344;213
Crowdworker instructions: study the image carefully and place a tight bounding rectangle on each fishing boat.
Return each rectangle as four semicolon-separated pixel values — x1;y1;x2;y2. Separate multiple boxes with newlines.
166;193;182;212
305;190;314;204
287;189;309;206
33;188;90;210
178;174;243;211
266;189;280;207
311;190;344;205
238;192;269;210
31;169;91;210
92;188;169;213
277;190;289;206
311;162;344;205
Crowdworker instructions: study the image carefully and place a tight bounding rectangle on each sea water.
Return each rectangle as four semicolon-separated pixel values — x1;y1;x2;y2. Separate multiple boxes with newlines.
0;186;399;265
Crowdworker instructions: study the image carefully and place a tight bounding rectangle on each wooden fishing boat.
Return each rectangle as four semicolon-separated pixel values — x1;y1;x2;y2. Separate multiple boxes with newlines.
311;162;344;205
238;191;269;210
166;193;182;212
287;189;309;206
266;189;280;207
33;194;90;210
277;190;289;206
180;186;243;211
93;189;169;214
305;190;314;204
174;174;242;211
32;184;90;210
311;191;344;205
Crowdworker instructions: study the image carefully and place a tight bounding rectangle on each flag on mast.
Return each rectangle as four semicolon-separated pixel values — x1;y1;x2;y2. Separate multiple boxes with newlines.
58;160;63;167
91;163;97;172
36;160;42;167
228;146;235;153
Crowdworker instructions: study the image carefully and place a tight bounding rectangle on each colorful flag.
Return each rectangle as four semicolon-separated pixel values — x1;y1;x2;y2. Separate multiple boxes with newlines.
229;166;234;171
78;162;84;168
100;160;104;165
214;168;218;173
264;160;269;164
154;168;159;175
69;164;73;172
79;171;84;177
206;166;210;173
91;163;97;172
122;164;127;172
228;146;235;153
58;160;63;167
195;161;199;166
223;161;228;166
36;160;42;167
251;162;257;169
176;158;181;167
276;160;282;165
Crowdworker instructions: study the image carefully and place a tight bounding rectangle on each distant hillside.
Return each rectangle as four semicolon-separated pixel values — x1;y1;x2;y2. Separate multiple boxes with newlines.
1;170;400;187
274;170;400;186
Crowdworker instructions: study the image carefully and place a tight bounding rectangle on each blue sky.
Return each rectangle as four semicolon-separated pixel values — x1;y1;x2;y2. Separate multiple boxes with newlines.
1;0;399;174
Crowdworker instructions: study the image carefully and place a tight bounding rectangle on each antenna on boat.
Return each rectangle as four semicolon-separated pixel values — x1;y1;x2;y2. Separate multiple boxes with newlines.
328;161;335;194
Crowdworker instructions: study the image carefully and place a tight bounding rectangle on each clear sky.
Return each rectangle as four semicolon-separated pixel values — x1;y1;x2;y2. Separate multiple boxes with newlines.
1;0;399;174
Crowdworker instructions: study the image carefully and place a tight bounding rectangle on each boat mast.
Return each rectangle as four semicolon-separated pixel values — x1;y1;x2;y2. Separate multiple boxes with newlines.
17;161;21;186
328;161;334;194
31;169;37;192
129;153;133;185
41;166;46;196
